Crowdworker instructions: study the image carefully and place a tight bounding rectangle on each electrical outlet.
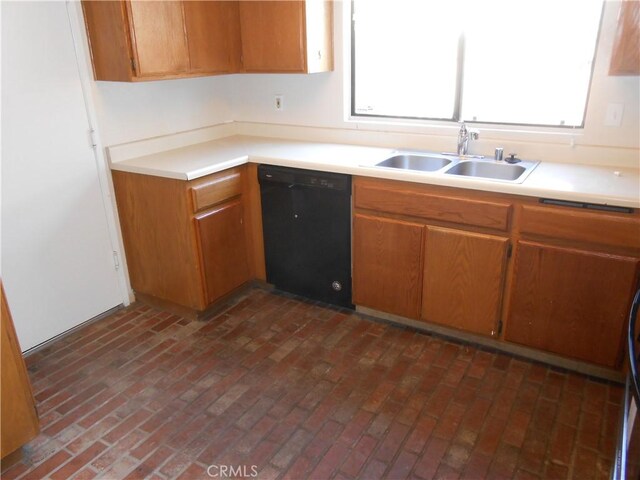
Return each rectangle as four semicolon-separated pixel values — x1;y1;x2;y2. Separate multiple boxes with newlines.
604;103;624;127
274;95;284;111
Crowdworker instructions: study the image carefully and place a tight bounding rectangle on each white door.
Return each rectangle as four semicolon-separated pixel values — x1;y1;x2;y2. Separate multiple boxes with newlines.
1;1;123;350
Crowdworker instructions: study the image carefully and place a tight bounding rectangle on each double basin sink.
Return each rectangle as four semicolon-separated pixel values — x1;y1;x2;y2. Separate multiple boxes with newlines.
374;152;539;183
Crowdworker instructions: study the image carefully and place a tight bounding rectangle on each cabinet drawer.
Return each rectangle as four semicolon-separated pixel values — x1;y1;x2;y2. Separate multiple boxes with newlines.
190;169;243;213
520;205;640;250
354;180;512;231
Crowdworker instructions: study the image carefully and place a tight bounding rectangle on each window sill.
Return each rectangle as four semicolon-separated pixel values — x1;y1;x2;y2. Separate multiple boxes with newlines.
346;115;584;147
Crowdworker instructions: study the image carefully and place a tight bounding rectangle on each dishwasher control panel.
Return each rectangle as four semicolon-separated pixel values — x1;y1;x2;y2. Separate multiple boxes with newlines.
258;165;350;192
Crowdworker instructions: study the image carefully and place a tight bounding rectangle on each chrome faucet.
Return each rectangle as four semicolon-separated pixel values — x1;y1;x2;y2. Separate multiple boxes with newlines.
457;122;479;156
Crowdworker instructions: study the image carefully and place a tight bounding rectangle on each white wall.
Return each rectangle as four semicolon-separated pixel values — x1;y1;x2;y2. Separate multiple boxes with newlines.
91;75;235;147
583;1;640;151
71;1;639;168
230;1;640;167
67;0;235;148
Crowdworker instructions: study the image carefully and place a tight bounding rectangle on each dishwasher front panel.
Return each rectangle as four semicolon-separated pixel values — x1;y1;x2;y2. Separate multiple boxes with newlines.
259;165;353;308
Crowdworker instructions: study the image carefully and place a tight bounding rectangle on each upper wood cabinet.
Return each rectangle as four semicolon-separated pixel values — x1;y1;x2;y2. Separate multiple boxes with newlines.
1;284;39;460
239;0;333;73
182;1;242;74
82;1;242;81
127;1;189;77
610;0;640;75
82;0;332;80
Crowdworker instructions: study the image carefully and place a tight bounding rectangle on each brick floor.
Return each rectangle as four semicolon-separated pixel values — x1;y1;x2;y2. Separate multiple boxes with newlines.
2;287;622;479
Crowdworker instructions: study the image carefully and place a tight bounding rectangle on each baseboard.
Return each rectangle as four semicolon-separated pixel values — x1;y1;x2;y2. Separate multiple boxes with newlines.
356;305;625;384
23;304;124;357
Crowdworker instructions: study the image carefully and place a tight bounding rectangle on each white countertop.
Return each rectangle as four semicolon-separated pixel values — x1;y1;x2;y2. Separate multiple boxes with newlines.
109;134;640;209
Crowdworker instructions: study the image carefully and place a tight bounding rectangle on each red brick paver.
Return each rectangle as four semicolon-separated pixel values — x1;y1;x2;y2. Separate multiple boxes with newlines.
2;287;621;479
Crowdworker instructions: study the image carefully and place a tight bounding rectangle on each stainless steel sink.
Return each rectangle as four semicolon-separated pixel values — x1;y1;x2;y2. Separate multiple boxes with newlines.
372;150;539;183
444;159;538;183
375;154;452;172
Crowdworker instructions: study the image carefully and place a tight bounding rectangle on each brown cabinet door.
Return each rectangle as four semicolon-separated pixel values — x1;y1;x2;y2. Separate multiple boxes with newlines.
353;214;424;319
127;1;189;77
422;227;509;337
183;1;242;74
239;0;306;72
1;285;39;459
82;0;134;81
195;200;250;304
505;241;639;367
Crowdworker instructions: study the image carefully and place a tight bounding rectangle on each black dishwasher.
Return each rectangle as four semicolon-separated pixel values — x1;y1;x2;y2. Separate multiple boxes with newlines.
258;165;353;308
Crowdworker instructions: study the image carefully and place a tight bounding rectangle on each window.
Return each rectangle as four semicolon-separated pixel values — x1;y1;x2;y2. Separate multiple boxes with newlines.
351;0;603;128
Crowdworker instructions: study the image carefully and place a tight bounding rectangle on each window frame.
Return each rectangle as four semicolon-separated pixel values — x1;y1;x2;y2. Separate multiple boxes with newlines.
349;0;604;131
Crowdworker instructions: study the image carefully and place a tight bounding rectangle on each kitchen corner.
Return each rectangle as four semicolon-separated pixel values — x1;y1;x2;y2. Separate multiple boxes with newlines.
3;0;639;478
105;122;640;380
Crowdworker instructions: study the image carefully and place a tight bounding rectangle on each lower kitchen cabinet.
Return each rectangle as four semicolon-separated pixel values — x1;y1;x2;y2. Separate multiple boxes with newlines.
195;200;250;305
352;176;640;371
352;177;513;330
352;213;424;319
112;166;640;371
112;166;253;313
505;241;639;368
421;226;509;337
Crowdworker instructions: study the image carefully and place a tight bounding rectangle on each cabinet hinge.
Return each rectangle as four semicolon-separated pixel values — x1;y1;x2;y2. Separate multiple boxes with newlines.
112;251;120;271
491;319;503;338
507;243;513;258
88;129;97;149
